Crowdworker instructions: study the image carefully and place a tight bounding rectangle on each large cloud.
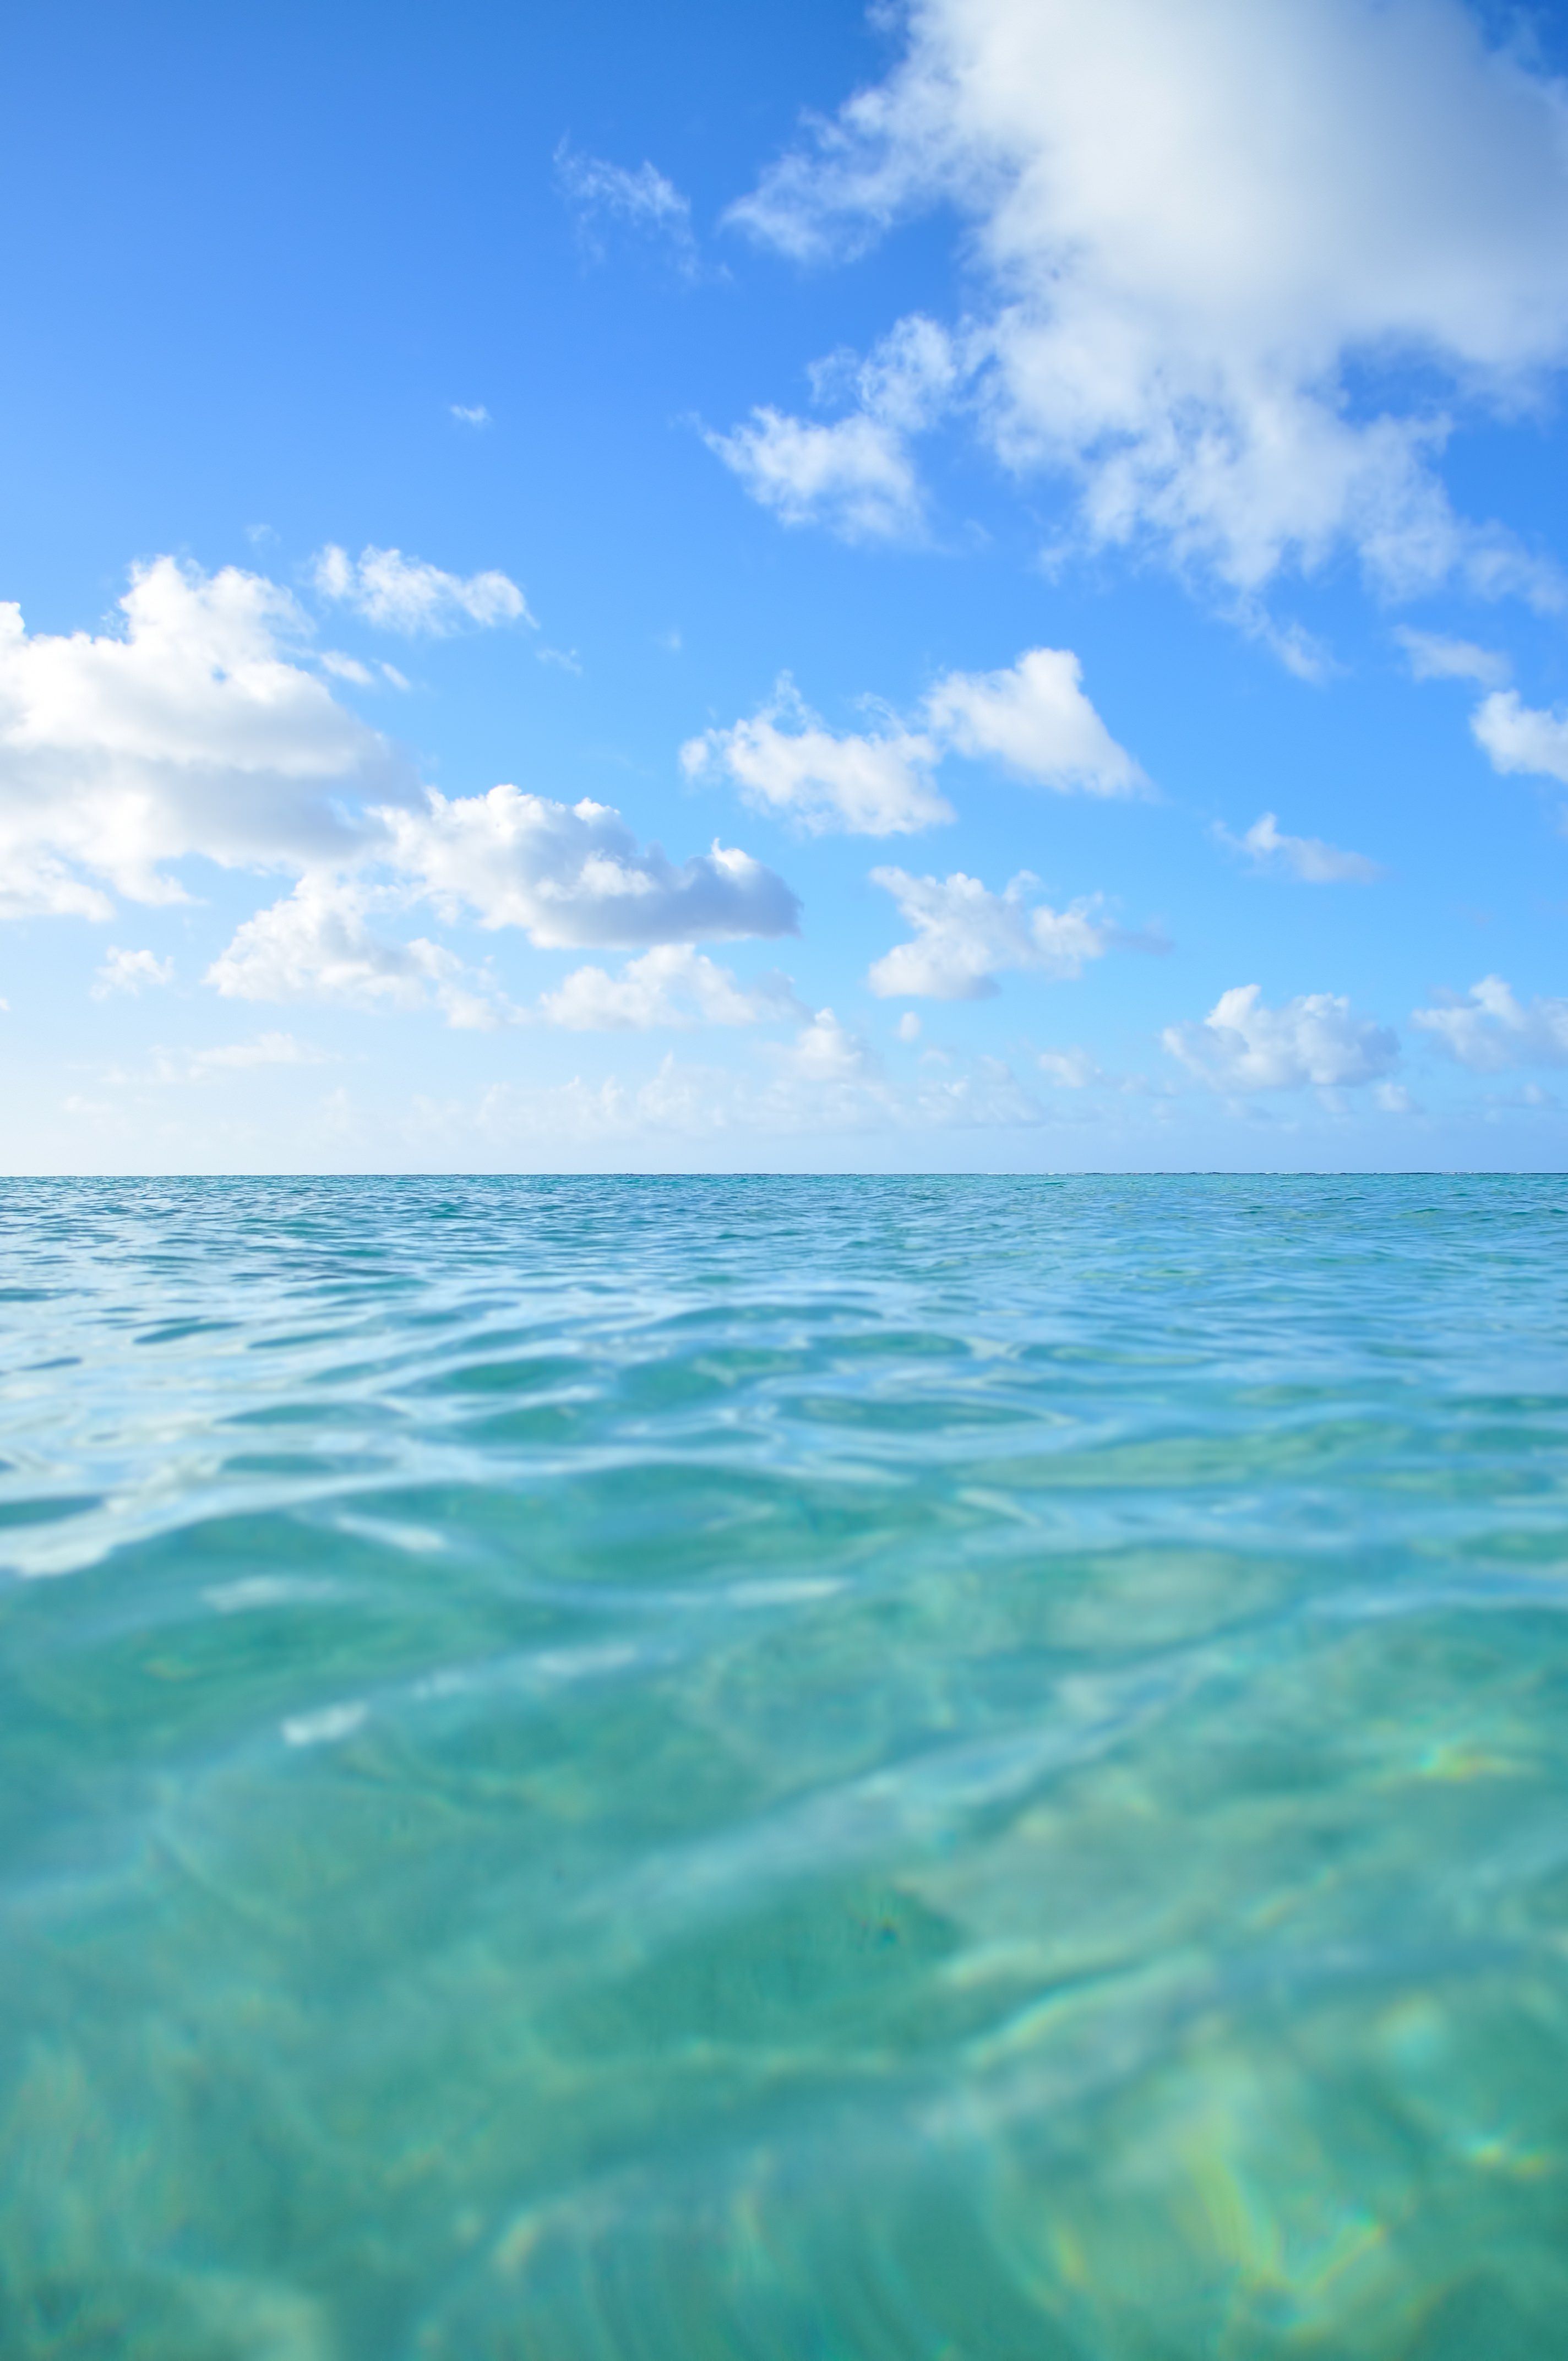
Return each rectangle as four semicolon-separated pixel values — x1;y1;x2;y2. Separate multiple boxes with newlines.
725;0;1568;597
0;556;802;998
1164;984;1399;1089
0;557;411;912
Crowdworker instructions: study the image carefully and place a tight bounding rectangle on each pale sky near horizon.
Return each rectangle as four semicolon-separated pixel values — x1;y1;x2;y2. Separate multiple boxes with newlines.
5;0;1568;1172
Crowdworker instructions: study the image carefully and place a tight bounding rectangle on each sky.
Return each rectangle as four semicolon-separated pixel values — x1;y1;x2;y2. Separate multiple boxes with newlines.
4;0;1568;1173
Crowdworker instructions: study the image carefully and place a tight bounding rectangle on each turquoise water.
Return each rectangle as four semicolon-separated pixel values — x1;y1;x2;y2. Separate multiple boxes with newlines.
4;1175;1568;2359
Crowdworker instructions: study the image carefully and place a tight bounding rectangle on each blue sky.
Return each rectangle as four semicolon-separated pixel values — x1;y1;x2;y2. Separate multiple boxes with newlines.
4;0;1568;1172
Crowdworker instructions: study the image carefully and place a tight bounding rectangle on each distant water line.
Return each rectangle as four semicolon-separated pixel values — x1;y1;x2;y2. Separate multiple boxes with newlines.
3;1174;1568;2358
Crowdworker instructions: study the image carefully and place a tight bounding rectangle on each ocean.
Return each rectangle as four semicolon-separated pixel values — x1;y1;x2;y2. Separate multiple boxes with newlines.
3;1173;1567;2358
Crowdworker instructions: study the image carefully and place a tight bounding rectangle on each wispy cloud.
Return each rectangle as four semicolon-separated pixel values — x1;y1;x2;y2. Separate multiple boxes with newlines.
556;142;698;275
311;546;532;635
1216;811;1383;883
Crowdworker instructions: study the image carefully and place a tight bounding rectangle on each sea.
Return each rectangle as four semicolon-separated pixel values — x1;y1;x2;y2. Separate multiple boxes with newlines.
3;1173;1567;2359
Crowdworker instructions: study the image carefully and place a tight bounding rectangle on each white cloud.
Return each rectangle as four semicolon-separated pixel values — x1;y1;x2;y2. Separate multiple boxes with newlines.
727;0;1568;598
455;1024;1048;1150
380;786;801;948
0;557;409;912
1396;628;1511;687
538;944;803;1030
708;317;955;540
556;144;697;272
1411;975;1568;1071
685;644;1139;834
922;646;1145;795
113;1032;335;1087
206;878;517;1031
682;680;950;836
187;1033;331;1074
1218;810;1383;883
92;946;174;999
1038;1046;1103;1088
1163;984;1399;1090
867;868;1115;999
450;404;491;427
1471;690;1568;786
311;546;533;635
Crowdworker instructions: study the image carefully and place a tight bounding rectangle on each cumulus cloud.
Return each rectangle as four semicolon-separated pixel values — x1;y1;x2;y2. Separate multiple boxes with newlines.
92;946;175;998
538;944;804;1030
1412;975;1568;1071
725;0;1568;599
1217;811;1383;883
556;144;698;273
0;556;410;912
311;545;533;635
685;644;1140;834
450;404;491;427
708;317;956;540
1471;690;1568;786
923;646;1145;795
1396;628;1511;687
206;878;518;1030
380;786;801;949
682;681;949;835
867;868;1117;999
1163;984;1399;1090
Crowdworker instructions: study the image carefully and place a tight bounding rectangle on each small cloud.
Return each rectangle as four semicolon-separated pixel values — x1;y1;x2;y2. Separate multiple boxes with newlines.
450;404;491;427
1397;628;1511;688
318;650;376;686
656;628;682;655
245;523;279;549
538;944;803;1031
92;946;175;999
684;677;950;836
1471;690;1568;786
869;869;1120;1000
1217;810;1383;884
556;142;697;275
310;545;533;636
1163;986;1400;1092
1374;1081;1420;1114
537;646;583;674
189;1032;331;1073
1412;975;1568;1072
896;1011;922;1043
923;645;1147;797
1038;1046;1103;1088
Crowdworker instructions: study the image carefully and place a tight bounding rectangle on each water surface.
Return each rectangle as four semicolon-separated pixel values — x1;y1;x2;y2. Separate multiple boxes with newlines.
3;1174;1568;2358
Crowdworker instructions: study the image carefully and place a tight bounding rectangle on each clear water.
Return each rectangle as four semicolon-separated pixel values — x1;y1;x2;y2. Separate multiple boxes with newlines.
3;1175;1568;2360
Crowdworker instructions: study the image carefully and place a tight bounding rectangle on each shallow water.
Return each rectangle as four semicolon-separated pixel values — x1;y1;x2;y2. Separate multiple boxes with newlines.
3;1174;1568;2359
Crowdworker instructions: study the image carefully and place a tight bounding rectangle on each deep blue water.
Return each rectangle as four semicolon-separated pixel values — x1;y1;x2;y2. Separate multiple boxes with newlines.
3;1174;1568;2358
